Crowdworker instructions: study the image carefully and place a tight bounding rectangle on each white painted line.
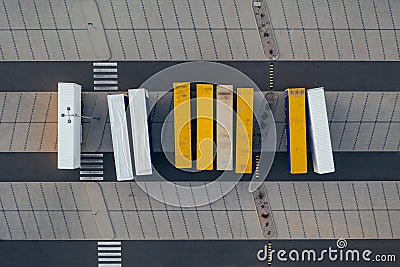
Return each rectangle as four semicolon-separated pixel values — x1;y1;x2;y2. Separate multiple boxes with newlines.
81;159;103;164
98;253;122;257
80;170;104;175
80;177;103;181
98;258;121;262
81;154;103;158
97;241;121;246
93;68;117;73
93;62;117;67
98;247;121;251
80;165;103;169
94;86;118;91
98;264;121;267
94;80;118;85
94;74;118;79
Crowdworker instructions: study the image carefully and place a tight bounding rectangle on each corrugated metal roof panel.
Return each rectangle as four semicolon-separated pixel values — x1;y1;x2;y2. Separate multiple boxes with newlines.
128;89;152;176
57;82;81;169
307;87;335;174
107;94;134;181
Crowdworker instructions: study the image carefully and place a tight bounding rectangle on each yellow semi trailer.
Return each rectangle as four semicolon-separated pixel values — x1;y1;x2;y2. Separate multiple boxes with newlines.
235;88;254;174
285;88;307;174
196;84;214;170
173;82;192;168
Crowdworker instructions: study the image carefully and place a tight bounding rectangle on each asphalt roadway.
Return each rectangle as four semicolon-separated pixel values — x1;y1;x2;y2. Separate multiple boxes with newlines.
0;152;398;182
0;61;399;92
0;239;398;267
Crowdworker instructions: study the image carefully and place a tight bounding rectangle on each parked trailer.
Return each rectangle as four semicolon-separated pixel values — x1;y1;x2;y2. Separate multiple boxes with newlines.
128;89;152;176
57;82;81;170
196;84;214;170
216;85;233;170
173;82;192;168
285;88;307;174
107;94;134;181
307;87;335;174
235;88;254;174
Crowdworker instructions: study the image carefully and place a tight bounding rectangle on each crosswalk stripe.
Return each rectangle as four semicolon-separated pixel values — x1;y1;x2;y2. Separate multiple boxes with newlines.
81;153;103;158
97;258;121;262
93;68;118;73
99;258;121;262
98;253;121;257
80;177;103;181
94;74;118;79
94;80;118;85
94;86;118;91
81;153;104;181
93;62;118;91
98;247;122;251
93;62;118;67
98;241;121;246
80;165;103;169
97;241;122;266
81;159;103;164
80;170;104;175
269;62;274;90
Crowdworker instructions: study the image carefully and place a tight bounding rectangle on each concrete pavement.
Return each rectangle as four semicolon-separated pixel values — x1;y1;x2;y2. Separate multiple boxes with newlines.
265;0;400;60
0;0;262;61
0;181;399;240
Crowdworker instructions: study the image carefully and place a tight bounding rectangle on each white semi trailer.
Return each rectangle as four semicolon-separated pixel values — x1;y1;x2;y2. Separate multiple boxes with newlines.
107;94;134;181
307;87;335;174
57;82;81;170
